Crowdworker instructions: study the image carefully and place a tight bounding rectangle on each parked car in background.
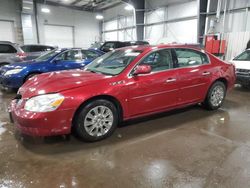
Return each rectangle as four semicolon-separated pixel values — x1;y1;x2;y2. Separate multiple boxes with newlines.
0;41;26;67
99;41;149;52
231;49;250;88
0;48;103;90
21;44;56;60
9;44;235;141
90;41;103;49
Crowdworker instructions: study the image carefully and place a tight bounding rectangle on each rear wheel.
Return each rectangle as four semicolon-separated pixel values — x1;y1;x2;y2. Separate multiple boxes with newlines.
204;81;226;110
74;99;118;142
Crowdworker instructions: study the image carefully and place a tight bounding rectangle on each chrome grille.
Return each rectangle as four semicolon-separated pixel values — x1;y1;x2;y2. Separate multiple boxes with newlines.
236;69;250;75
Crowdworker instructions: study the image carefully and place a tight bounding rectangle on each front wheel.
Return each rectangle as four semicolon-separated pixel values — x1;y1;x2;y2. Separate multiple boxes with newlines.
204;81;226;110
74;99;118;142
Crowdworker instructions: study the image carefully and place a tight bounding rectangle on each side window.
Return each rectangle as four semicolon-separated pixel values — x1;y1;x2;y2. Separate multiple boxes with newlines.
21;45;30;52
175;49;209;67
0;44;17;53
30;46;43;52
81;50;99;59
140;49;172;72
55;50;81;61
64;50;82;61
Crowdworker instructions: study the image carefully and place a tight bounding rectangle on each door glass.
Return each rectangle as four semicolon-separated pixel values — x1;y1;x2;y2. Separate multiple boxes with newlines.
139;49;172;72
81;50;99;59
175;49;209;67
63;50;81;61
0;44;17;53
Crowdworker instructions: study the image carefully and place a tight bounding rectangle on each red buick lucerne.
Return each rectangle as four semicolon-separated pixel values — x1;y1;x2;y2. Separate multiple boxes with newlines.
9;45;236;141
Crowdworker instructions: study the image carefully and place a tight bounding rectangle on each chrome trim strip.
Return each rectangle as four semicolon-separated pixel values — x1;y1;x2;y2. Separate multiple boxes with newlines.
131;89;178;100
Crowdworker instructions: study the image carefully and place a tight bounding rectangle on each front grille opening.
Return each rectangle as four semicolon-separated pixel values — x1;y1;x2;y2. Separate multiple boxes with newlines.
14;94;22;100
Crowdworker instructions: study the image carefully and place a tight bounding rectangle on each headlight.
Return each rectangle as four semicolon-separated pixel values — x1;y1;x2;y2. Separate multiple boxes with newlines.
4;69;23;76
24;93;64;112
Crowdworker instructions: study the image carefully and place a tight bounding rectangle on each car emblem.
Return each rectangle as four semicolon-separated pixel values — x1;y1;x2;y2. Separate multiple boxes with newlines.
110;80;125;86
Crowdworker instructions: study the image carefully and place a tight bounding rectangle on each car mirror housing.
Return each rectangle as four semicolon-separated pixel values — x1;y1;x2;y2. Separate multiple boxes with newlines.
133;65;152;75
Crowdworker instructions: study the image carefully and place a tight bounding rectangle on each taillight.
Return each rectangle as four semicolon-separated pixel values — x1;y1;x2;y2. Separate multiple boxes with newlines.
16;52;27;59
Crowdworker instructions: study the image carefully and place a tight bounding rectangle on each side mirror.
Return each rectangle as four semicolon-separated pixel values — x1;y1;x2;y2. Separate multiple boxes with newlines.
133;65;152;75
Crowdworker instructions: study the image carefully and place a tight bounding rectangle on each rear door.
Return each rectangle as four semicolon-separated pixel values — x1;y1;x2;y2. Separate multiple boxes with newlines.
174;48;212;104
128;49;179;116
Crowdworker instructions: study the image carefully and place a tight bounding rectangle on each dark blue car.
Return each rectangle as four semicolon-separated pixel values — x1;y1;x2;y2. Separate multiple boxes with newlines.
0;48;104;89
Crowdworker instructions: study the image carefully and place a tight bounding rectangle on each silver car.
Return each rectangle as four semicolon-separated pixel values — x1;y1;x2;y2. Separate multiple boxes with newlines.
20;44;55;60
0;41;25;67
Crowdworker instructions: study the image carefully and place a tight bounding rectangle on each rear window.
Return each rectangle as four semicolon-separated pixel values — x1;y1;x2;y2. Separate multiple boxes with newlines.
0;44;17;53
21;45;54;52
233;50;250;61
175;48;209;67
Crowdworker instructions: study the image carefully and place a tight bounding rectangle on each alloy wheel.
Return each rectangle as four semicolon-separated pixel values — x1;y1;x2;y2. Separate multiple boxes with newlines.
84;105;114;137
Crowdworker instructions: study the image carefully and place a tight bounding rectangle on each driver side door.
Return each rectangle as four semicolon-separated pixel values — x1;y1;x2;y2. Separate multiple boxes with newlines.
128;49;179;117
52;49;85;71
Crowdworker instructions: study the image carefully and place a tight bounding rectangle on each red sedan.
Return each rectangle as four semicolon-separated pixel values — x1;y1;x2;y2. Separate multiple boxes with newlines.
9;45;236;141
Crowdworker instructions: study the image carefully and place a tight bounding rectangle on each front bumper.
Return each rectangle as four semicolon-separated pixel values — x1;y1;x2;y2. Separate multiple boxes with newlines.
9;99;75;136
0;74;24;89
236;74;250;85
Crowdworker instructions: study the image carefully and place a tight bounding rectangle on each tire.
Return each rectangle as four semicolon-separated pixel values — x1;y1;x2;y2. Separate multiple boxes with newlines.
24;73;39;82
204;81;226;110
74;99;118;142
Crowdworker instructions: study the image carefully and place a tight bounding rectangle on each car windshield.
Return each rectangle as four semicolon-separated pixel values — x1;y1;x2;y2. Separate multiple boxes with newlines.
85;49;142;75
36;49;62;61
233;50;250;61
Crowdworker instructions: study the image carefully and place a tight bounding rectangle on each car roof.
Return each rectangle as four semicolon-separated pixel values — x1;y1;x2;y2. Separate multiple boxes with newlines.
21;44;55;47
0;41;19;45
119;44;204;53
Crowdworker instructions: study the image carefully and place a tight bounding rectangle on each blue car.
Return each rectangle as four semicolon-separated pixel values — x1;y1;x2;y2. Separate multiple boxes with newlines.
0;48;104;89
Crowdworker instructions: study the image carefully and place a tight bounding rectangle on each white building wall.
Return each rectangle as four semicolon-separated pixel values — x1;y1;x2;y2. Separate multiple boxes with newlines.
144;0;198;44
205;0;250;60
102;3;136;42
102;0;198;44
36;4;100;48
0;0;23;44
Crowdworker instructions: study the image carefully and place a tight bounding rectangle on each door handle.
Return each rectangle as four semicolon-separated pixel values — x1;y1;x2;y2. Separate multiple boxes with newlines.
202;71;211;76
166;78;176;83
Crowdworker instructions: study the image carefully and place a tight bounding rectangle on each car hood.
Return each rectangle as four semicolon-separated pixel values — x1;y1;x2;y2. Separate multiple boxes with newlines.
3;60;45;70
19;70;112;98
231;60;250;70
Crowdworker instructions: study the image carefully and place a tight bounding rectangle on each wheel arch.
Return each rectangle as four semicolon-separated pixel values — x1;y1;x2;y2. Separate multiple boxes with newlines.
0;62;10;66
205;77;228;101
23;71;43;82
72;94;124;127
213;77;228;89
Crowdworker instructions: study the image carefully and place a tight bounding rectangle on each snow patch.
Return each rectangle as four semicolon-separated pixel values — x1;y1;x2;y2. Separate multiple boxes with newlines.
0;121;7;135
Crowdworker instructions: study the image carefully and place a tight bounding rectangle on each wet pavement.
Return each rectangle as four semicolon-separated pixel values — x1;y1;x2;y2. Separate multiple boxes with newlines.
0;86;250;188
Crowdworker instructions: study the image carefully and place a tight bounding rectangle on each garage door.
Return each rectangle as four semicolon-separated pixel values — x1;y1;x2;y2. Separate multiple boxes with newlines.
44;25;74;48
0;21;15;42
